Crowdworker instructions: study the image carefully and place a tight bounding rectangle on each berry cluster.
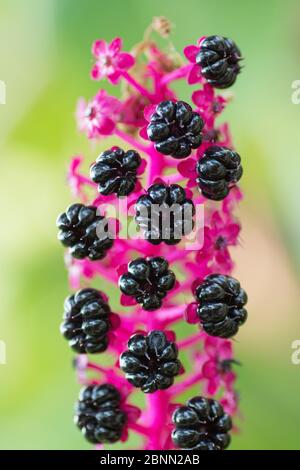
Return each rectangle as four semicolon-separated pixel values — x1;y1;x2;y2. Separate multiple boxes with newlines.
119;257;176;311
57;203;113;260
90;148;141;197
60;288;113;354
57;22;247;451
196;146;243;200
135;183;195;245
195;274;248;338
74;384;126;444
120;331;181;393
147;100;204;158
196;35;242;89
172;396;232;450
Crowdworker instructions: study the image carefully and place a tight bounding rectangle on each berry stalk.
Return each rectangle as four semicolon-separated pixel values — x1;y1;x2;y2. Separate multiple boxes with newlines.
57;19;247;451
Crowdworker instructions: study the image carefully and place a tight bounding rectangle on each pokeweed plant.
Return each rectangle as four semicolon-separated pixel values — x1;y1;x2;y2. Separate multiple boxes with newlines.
56;18;247;450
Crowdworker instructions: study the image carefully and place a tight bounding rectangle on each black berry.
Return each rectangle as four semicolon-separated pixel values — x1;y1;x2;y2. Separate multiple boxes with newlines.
196;35;242;89
135;183;195;245
195;274;248;338
56;203;113;260
74;384;126;444
120;330;181;393
119;256;176;311
147;100;204;159
172;396;232;450
90;148;141;197
60;288;112;354
196;146;243;201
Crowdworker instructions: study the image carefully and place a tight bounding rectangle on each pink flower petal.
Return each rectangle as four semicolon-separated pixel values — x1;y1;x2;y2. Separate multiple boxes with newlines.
188;65;202;85
204;335;219;356
110;314;121;331
120;429;129;442
215;248;233;271
197;36;207;47
185;188;193;199
139;125;149;140
211;211;223;231
91;39;107;57
186;178;197;188
206;377;219;396
165;330;176;342
192;90;205;107
117;264;127;276
109;37;122;55
226;223;241;243
185;302;199;324
144;103;157;122
69;155;82;174
137;158;147;176
219;340;233;361
116;52;135;70
90;64;101;80
134;180;142;192
202;360;218;379
107;70;122;85
120;293;136;306
97;117;115;135
177;158;196;177
123;404;141;422
183;45;199;63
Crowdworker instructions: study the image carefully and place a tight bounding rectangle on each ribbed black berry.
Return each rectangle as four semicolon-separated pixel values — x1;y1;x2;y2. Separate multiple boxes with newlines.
195;274;248;338
196;35;242;89
56;203;113;260
147;100;204;159
74;384;126;444
119;256;176;311
172;396;232;450
120;330;181;393
60;288;112;354
196;146;243;201
90;148;141;197
135;183;195;245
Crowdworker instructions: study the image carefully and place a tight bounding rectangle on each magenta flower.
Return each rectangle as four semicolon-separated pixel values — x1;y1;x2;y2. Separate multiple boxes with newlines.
196;210;241;272
76;90;121;139
192;83;227;129
183;37;206;84
198;335;237;396
91;37;135;84
119;94;148;129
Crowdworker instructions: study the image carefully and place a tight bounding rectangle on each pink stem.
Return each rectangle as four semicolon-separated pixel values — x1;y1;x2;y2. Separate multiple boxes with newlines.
128;422;149;437
171;371;203;396
164;172;185;184
147;148;164;186
166;249;190;264
177;331;203;349
146;391;170;449
121;71;154;101
74;175;96;187
115;127;152;155
160;64;192;85
94;263;119;283
155;305;184;322
86;362;109;374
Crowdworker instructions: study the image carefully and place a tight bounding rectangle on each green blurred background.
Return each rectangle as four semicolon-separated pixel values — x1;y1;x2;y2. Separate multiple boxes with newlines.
0;0;300;450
